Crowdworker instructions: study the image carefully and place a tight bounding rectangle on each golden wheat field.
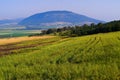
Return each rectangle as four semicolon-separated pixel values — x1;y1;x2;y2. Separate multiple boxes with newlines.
0;35;55;45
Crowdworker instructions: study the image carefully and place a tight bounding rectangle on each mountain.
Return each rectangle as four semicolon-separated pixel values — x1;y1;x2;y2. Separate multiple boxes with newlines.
19;11;104;29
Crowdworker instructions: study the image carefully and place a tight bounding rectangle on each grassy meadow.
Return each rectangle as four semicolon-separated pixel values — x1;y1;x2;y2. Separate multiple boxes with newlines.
0;32;120;80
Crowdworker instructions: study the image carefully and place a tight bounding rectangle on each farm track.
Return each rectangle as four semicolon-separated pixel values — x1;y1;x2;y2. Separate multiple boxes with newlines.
55;36;102;64
50;37;91;64
68;35;120;64
67;36;102;63
85;37;100;53
56;38;92;64
57;37;92;62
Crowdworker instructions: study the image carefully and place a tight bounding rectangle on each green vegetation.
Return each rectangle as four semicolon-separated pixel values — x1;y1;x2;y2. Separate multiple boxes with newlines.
0;31;120;80
41;20;120;37
0;30;41;38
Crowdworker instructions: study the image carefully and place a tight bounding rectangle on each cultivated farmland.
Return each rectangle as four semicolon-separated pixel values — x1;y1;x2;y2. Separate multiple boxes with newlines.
0;32;120;80
0;30;41;38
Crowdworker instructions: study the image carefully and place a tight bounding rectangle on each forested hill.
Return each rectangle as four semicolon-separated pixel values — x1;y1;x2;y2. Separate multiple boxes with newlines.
19;11;103;29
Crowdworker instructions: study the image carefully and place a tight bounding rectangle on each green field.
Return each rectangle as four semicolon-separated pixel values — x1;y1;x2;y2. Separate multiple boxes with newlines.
0;32;120;80
0;30;41;38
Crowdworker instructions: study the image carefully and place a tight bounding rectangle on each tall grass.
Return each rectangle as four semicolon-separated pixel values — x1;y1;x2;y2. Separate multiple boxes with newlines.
0;32;120;80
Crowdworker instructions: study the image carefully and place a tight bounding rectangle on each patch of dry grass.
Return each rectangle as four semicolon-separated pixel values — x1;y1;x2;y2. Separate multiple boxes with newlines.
0;36;55;45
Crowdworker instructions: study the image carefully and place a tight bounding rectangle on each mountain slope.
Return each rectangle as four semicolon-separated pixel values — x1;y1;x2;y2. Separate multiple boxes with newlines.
19;11;104;29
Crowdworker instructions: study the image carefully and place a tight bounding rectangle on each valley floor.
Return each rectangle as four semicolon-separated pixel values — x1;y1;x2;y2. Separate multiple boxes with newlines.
0;32;120;80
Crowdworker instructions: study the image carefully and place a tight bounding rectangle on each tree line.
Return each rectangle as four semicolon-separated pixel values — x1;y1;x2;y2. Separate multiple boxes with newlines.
30;20;120;37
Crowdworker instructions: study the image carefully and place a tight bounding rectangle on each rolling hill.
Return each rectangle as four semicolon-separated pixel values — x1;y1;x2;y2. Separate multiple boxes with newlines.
0;31;120;79
19;11;104;29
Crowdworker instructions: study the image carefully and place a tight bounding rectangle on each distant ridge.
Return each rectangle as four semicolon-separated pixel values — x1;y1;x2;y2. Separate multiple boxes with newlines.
19;11;104;29
0;18;23;25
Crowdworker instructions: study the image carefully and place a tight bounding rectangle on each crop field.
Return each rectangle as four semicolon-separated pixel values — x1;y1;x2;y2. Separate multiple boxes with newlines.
0;32;120;80
0;36;54;45
0;30;41;38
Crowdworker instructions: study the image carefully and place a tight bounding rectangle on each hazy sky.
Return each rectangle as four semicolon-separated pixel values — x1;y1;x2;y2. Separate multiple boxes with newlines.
0;0;120;21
